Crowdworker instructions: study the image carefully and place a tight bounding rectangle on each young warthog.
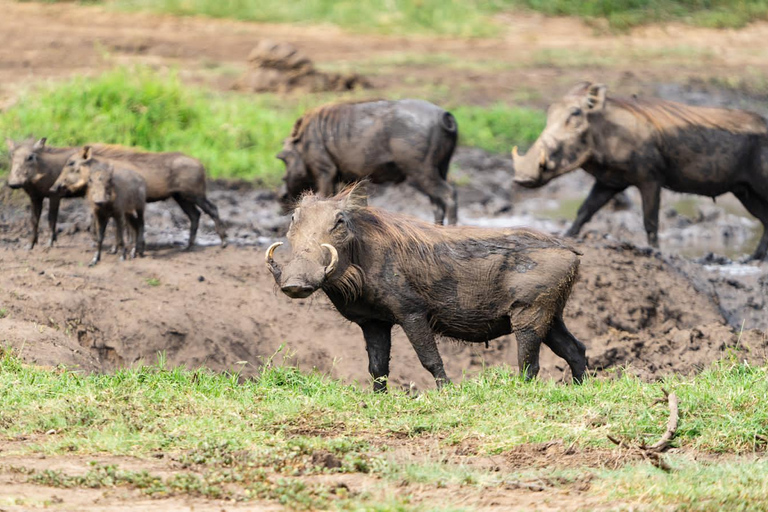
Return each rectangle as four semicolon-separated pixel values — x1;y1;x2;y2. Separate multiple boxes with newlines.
266;183;587;392
512;82;768;260
77;148;146;266
44;141;227;249
277;99;458;225
6;138;79;249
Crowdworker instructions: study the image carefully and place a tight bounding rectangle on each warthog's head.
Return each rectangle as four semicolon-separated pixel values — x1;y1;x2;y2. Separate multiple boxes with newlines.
512;82;607;188
87;159;116;207
50;146;92;196
276;138;312;210
6;137;48;189
266;182;368;299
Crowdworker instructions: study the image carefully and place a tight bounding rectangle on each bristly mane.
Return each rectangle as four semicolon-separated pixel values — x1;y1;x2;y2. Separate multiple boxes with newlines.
569;83;767;135
611;96;767;135
290;98;386;140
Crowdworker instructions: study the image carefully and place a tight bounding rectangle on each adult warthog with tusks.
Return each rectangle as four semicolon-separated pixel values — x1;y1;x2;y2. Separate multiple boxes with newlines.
277;99;458;225
512;82;768;260
266;183;587;392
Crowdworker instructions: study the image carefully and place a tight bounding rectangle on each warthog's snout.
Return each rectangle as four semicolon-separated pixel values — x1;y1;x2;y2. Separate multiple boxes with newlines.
280;283;316;299
513;176;543;189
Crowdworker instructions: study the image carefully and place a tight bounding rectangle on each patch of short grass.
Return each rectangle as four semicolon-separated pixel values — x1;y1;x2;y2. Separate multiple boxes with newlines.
24;0;768;33
2;351;768;508
0;67;544;184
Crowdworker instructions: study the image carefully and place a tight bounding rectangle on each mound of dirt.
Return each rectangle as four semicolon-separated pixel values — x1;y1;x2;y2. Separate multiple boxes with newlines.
234;40;370;93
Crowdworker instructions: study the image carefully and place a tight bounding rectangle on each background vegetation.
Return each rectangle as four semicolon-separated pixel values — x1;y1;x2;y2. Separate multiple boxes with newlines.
0;67;545;184
24;0;768;35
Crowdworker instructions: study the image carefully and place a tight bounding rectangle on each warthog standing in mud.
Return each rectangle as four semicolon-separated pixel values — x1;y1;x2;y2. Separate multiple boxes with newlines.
266;183;587;392
512;82;768;260
8;137;226;249
6;138;78;249
277;99;459;225
78;148;147;266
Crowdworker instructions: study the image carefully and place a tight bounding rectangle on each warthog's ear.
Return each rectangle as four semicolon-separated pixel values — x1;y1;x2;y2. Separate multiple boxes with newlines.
342;181;368;210
82;145;93;160
584;83;607;111
32;137;47;151
5;138;15;152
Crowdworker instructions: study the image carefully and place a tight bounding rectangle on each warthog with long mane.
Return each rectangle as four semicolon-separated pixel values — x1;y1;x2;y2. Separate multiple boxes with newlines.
266;183;587;391
512;82;768;260
277;99;459;225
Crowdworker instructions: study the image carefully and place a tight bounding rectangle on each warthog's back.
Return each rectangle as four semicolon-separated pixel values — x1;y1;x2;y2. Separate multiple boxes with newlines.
91;144;206;201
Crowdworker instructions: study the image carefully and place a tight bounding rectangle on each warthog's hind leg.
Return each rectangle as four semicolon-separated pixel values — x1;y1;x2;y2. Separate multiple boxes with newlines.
174;195;201;250
195;197;228;248
514;328;542;381
543;316;587;383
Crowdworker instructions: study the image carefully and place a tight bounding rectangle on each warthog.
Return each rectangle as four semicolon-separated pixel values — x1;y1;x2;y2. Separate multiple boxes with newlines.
277;99;459;225
5;138;227;249
266;183;587;392
6;138;78;249
512;82;768;260
78;148;147;266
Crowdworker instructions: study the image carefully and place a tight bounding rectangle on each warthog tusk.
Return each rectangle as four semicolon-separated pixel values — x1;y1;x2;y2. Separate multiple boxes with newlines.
265;241;283;268
539;149;547;168
321;243;338;277
512;146;520;160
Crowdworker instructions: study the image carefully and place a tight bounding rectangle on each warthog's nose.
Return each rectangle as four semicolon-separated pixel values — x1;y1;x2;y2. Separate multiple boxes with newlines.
7;182;22;190
281;283;316;299
513;177;541;189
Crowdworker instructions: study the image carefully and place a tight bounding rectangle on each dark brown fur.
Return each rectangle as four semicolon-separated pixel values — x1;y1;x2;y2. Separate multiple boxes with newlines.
268;183;587;391
278;99;459;225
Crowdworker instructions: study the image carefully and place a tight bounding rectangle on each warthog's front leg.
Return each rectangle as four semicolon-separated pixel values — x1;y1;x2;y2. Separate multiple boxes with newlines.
400;313;449;389
543;317;587;383
638;181;661;248
361;320;393;393
26;192;44;250
90;211;110;266
47;195;60;248
566;181;627;238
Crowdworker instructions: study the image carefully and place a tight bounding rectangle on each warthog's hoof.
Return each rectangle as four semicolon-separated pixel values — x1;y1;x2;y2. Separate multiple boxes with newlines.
88;259;99;267
220;239;229;249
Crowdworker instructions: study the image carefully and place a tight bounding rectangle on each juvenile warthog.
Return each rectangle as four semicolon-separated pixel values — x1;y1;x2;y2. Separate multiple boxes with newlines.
277;99;459;225
39;140;226;249
77;148;147;266
266;183;587;391
512;82;768;260
6;138;78;249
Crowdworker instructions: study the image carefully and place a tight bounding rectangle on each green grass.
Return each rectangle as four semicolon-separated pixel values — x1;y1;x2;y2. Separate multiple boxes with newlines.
23;0;768;34
0;67;543;184
1;350;768;509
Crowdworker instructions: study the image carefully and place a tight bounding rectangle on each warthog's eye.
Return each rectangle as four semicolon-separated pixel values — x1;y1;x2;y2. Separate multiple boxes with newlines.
570;107;582;117
331;214;345;232
25;154;35;163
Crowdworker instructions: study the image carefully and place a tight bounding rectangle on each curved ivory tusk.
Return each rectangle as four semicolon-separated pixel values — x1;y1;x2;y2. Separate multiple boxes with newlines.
265;241;283;267
512;146;519;160
539;149;547;168
321;243;338;276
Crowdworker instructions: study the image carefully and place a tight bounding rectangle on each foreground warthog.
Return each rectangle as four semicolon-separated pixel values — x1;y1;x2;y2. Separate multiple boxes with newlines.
277;99;459;225
40;141;226;249
266;183;587;392
79;148;146;266
6;138;78;249
512;82;768;260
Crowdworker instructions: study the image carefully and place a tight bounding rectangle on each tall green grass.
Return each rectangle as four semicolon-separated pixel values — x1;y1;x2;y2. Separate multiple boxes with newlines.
27;0;768;34
0;67;543;183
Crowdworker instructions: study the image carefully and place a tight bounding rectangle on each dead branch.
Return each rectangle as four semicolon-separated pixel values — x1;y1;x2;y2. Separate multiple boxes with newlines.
606;390;679;471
